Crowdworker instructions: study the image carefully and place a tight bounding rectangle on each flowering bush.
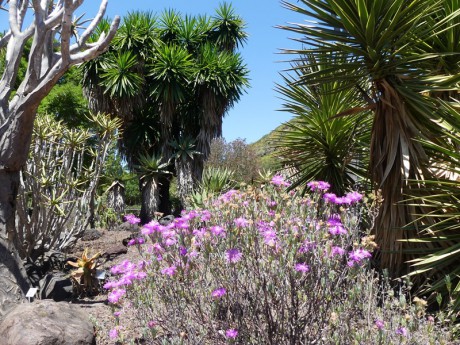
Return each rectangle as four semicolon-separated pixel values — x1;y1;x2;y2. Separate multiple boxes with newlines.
103;178;453;344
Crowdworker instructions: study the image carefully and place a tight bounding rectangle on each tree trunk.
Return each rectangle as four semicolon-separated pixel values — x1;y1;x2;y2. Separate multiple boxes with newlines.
371;80;431;276
0;170;29;320
159;175;172;216
140;177;160;224
107;182;125;217
176;158;194;209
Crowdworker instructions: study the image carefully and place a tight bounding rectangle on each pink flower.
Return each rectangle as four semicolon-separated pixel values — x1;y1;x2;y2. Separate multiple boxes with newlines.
327;216;347;236
347;248;372;267
375;319;384;330
396;326;408;337
161;265;177;276
124;214;140;225
307;181;330;192
331;246;345;256
225;248;242;263
109;328;119;339
295;263;310;273
346;191;363;203
323;193;338;203
108;288;126;304
179;246;187;256
147;320;157;328
212;287;226;298
298;241;316;253
234;217;249;228
210;225;226;237
225;328;238;339
271;175;290;187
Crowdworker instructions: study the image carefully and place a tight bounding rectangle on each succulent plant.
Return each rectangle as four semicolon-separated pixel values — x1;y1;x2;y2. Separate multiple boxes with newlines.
67;248;102;295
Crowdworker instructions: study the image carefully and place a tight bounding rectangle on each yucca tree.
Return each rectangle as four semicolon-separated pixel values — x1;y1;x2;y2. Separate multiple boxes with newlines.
280;0;459;275
82;6;249;216
276;53;372;195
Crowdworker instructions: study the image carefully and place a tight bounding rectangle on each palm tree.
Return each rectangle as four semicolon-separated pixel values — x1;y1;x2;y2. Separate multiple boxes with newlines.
276;53;371;195
280;0;458;275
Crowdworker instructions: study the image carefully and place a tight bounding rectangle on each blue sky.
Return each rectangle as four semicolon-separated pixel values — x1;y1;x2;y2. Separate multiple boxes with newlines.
3;1;307;143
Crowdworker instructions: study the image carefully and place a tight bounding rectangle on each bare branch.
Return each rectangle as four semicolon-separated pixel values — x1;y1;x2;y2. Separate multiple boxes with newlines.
78;0;109;49
70;15;120;64
0;31;12;49
17;0;28;29
60;0;73;64
9;0;22;36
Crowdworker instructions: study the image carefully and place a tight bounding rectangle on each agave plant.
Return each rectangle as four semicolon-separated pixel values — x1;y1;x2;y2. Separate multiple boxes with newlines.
67;248;102;295
188;167;236;209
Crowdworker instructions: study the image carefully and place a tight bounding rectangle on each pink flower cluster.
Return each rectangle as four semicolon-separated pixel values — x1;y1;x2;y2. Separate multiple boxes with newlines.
124;214;141;225
271;174;291;187
104;259;148;303
307;180;330;192
327;215;347;236
347;248;372;267
324;191;363;205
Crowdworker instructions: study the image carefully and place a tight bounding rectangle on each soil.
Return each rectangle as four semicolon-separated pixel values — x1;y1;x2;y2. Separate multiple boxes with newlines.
66;227;145;345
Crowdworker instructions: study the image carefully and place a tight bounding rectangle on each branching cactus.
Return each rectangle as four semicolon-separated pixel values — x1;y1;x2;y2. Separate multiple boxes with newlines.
16;112;121;259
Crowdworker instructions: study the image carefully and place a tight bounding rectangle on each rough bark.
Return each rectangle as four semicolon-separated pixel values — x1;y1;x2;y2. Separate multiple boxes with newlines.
140;177;160;224
107;182;125;216
176;158;195;209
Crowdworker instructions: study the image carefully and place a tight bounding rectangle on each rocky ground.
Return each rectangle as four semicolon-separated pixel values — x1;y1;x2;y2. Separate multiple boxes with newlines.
67;225;146;345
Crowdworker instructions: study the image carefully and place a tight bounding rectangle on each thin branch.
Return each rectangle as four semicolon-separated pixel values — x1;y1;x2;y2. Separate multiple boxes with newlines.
17;0;28;29
60;0;73;64
9;0;22;36
70;15;120;64
77;0;108;49
0;31;12;49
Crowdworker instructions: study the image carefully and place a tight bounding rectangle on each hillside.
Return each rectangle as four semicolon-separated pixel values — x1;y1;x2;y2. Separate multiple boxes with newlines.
250;122;290;171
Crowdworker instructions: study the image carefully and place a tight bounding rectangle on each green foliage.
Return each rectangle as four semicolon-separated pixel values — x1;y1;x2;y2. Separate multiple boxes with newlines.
135;153;171;181
81;6;250;211
280;0;460;276
276;53;372;195
188;167;236;208
403;100;460;316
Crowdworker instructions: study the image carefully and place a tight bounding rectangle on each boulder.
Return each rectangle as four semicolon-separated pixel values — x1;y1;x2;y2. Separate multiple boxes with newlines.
81;229;103;241
39;273;73;301
102;244;128;261
0;239;29;321
159;215;175;226
112;221;138;232
0;300;95;345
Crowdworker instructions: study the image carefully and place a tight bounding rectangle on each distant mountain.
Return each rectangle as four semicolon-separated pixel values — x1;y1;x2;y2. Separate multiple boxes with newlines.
250;122;290;171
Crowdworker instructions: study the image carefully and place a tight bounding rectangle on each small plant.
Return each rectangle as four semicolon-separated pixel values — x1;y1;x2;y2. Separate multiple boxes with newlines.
67;248;102;295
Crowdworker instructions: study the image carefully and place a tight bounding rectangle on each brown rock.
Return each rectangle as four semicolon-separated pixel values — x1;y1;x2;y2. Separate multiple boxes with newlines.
0;300;95;345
